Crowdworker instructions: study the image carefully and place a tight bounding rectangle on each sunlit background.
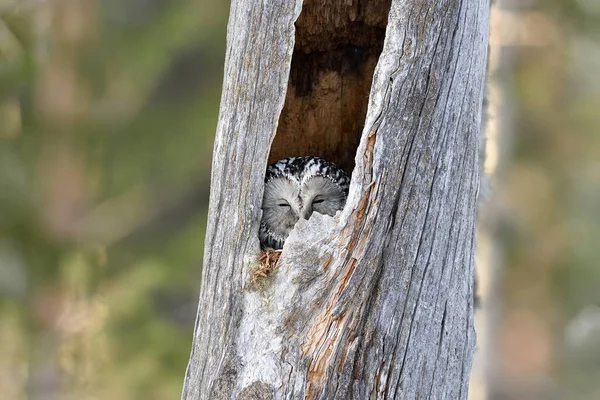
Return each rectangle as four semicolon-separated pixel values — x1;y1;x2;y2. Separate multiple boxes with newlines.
0;0;598;399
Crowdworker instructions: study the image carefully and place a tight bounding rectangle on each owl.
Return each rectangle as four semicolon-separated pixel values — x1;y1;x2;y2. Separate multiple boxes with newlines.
259;156;350;250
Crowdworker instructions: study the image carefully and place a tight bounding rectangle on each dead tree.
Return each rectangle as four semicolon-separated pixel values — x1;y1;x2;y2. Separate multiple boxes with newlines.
182;0;489;399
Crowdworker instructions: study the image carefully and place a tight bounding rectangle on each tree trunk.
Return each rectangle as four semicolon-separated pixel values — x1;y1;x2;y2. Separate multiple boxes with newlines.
182;0;489;399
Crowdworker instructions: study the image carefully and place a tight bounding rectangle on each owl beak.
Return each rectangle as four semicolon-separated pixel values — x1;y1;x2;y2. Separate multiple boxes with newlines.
302;206;313;220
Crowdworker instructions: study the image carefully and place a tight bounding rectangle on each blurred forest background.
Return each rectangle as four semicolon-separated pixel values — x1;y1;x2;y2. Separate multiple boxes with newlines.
0;0;598;399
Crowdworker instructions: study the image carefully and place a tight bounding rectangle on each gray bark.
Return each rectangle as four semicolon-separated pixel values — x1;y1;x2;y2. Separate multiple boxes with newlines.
182;0;489;399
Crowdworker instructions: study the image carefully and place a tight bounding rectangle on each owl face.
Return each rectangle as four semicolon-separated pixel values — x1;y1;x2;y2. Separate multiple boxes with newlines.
260;157;350;250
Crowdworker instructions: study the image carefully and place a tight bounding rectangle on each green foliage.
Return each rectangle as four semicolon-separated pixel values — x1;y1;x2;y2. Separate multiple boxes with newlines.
0;0;227;398
501;1;600;397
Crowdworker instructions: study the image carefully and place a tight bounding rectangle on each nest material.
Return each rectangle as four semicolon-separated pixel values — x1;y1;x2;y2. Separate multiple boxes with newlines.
251;249;282;283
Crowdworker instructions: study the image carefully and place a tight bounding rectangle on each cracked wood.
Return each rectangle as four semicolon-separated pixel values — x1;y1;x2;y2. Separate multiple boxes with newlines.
182;0;489;399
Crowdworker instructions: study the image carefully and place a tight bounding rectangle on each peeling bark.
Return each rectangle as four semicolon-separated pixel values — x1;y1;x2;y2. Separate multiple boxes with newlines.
182;0;489;399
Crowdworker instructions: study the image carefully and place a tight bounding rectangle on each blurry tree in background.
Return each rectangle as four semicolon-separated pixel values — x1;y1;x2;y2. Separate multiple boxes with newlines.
0;0;227;398
480;0;600;399
0;0;599;399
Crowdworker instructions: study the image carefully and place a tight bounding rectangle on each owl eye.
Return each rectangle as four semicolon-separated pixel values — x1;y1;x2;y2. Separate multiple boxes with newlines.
277;202;290;208
312;198;325;205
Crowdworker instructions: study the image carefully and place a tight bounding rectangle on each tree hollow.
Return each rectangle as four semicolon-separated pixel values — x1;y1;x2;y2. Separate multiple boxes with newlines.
269;0;392;173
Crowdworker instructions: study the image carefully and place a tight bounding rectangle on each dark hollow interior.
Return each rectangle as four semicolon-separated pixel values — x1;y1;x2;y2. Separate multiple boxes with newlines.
269;0;392;174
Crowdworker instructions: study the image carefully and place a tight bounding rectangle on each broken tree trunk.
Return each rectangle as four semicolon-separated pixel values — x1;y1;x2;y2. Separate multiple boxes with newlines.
182;0;489;399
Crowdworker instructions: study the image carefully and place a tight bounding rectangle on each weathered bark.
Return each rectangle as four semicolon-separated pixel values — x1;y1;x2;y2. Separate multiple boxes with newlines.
182;0;489;399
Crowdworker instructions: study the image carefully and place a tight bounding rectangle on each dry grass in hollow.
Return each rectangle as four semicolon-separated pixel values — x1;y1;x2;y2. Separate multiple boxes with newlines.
251;249;282;284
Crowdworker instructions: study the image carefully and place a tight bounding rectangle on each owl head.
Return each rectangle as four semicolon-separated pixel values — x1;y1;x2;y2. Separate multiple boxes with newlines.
259;156;350;250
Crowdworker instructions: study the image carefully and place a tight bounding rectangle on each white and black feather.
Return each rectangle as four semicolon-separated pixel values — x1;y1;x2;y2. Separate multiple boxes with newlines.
259;156;350;250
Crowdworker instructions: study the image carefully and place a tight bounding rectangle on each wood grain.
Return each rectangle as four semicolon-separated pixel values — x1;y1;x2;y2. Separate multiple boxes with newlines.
182;0;489;398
